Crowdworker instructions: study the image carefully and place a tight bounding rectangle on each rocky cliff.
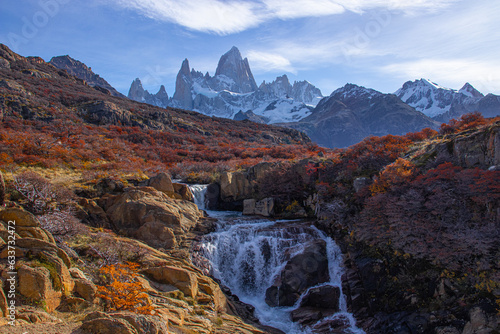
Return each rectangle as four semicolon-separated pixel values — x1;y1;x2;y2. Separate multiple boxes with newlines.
49;55;125;98
213;46;258;93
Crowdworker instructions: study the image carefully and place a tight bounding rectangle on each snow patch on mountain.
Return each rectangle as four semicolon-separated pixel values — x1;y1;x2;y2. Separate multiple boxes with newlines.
395;79;483;118
253;98;313;124
128;47;323;124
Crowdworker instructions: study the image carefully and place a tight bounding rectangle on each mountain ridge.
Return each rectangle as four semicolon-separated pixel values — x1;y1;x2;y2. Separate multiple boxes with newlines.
49;55;125;98
47;47;499;147
129;46;324;123
395;78;499;122
280;83;439;148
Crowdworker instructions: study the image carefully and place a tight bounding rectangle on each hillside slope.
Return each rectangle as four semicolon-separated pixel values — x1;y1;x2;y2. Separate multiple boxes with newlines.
0;44;317;181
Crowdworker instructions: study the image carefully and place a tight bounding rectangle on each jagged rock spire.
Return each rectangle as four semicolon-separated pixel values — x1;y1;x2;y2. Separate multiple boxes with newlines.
173;58;193;109
214;46;257;93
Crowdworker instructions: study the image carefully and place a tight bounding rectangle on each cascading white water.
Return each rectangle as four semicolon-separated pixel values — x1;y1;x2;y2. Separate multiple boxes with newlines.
188;184;209;210
199;217;365;334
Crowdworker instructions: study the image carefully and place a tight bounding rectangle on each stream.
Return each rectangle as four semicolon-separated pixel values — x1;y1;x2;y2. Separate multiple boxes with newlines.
189;185;364;334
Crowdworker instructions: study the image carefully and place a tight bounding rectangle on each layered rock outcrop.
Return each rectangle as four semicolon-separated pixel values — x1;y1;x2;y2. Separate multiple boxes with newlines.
218;160;319;217
414;121;500;169
0;208;74;312
0;203;274;333
99;186;201;249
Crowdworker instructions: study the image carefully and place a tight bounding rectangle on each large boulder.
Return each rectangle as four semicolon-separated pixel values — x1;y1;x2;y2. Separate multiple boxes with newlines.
243;198;274;217
298;285;340;310
135;221;177;249
0;208;82;314
172;183;193;201
101;187;201;249
265;240;330;307
290;285;341;326
73;277;97;302
219;171;252;202
0;208;40;227
205;183;220;210
17;264;63;312
81;311;169;334
144;173;174;195
144;266;199;299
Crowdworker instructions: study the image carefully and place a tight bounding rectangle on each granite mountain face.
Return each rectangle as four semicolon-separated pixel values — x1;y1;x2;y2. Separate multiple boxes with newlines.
212;46;258;93
395;79;500;122
129;47;323;123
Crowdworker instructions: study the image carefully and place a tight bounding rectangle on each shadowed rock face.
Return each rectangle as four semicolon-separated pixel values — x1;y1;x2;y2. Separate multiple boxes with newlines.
128;78;170;108
290;285;341;326
265;239;330;307
279;83;439;148
172;58;193;109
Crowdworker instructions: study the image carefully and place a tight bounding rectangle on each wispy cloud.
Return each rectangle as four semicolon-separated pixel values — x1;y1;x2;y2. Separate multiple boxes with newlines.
112;0;459;35
262;0;345;19
246;50;295;73
113;0;263;35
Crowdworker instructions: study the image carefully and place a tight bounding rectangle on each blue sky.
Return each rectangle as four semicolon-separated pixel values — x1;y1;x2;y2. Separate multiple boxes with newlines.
1;0;499;98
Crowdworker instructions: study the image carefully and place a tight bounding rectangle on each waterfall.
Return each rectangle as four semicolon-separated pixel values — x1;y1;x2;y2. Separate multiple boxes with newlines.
188;184;208;210
198;217;365;334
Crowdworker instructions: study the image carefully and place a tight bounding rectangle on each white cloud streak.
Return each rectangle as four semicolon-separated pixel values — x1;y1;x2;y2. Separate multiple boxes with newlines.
247;50;295;73
113;0;263;35
112;0;459;35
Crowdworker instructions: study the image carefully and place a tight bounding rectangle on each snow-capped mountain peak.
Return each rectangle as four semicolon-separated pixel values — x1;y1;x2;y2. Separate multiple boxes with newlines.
458;82;484;99
395;79;483;118
331;83;382;100
128;47;323;123
420;78;455;91
213;46;257;93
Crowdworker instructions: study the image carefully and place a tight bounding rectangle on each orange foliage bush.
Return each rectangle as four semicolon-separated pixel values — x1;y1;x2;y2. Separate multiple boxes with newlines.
439;112;487;135
96;262;154;314
370;158;416;195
